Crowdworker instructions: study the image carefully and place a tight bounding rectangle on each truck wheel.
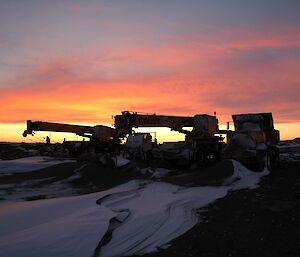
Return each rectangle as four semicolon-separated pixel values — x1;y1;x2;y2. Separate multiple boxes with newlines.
267;147;279;171
195;149;205;166
266;151;272;171
248;150;266;172
216;143;223;161
250;160;265;172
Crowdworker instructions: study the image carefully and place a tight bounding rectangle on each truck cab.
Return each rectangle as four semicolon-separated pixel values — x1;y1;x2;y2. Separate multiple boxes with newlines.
224;113;280;171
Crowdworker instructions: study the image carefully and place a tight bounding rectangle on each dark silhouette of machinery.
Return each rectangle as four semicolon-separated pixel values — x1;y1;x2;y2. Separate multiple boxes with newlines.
23;120;116;155
223;113;280;171
114;111;225;165
22;112;280;169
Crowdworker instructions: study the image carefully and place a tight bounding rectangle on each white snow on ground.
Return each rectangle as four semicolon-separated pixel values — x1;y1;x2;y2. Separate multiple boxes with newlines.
151;168;172;178
0;162;268;257
224;160;269;190
0;180;141;257
113;156;130;167
99;183;228;256
0;156;75;174
100;162;268;256
139;167;172;178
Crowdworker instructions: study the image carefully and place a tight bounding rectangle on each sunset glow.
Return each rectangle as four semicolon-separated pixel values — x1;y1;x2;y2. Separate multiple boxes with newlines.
1;1;300;142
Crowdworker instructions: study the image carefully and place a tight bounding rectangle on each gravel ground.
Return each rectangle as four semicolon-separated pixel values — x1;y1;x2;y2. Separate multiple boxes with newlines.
141;161;300;257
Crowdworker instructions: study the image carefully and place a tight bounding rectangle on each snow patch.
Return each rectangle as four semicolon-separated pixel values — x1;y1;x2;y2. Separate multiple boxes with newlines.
99;183;228;256
226;160;269;190
151;168;172;178
0;180;141;257
0;156;75;174
113;156;130;167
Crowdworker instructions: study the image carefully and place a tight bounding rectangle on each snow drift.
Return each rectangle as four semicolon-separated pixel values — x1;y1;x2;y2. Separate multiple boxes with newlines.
0;162;268;257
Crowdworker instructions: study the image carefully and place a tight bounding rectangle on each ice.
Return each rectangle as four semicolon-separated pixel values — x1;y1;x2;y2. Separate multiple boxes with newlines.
0;156;75;174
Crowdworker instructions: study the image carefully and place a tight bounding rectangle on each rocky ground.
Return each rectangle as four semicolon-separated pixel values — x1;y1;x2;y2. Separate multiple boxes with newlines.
142;160;300;257
0;143;299;256
0;142;69;160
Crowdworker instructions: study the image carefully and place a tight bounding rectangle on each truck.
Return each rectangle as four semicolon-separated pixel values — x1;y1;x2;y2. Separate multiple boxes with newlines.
223;113;280;171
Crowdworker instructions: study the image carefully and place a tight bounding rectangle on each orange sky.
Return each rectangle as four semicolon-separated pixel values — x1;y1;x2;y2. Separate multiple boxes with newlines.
0;1;300;142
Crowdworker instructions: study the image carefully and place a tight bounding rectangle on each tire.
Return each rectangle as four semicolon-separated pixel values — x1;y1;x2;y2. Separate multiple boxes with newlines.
248;150;266;172
216;143;223;161
248;160;265;172
195;148;205;166
266;151;272;171
267;147;279;171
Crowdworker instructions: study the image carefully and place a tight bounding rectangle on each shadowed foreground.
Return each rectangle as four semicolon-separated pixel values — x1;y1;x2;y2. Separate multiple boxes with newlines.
142;161;300;257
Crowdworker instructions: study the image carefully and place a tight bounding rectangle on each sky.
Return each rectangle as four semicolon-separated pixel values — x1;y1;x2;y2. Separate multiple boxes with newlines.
0;0;300;142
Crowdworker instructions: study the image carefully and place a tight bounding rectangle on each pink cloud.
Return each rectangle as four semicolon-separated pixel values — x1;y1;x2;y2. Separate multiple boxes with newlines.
1;23;300;128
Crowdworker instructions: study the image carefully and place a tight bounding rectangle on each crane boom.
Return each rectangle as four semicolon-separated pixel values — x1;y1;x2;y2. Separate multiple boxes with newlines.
23;120;93;137
115;111;194;137
114;111;219;138
23;120;115;142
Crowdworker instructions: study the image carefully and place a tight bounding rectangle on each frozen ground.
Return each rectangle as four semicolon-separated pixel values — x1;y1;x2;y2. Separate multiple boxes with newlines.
0;156;75;174
0;157;79;200
276;139;300;162
0;172;84;201
278;145;300;162
0;161;268;257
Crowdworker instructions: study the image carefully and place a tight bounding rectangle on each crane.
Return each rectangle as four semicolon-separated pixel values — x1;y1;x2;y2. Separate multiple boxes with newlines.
114;111;225;165
23;120;117;156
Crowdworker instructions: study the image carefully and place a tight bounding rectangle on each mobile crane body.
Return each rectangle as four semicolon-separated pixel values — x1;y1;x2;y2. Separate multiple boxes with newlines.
23;120;117;156
115;111;225;164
